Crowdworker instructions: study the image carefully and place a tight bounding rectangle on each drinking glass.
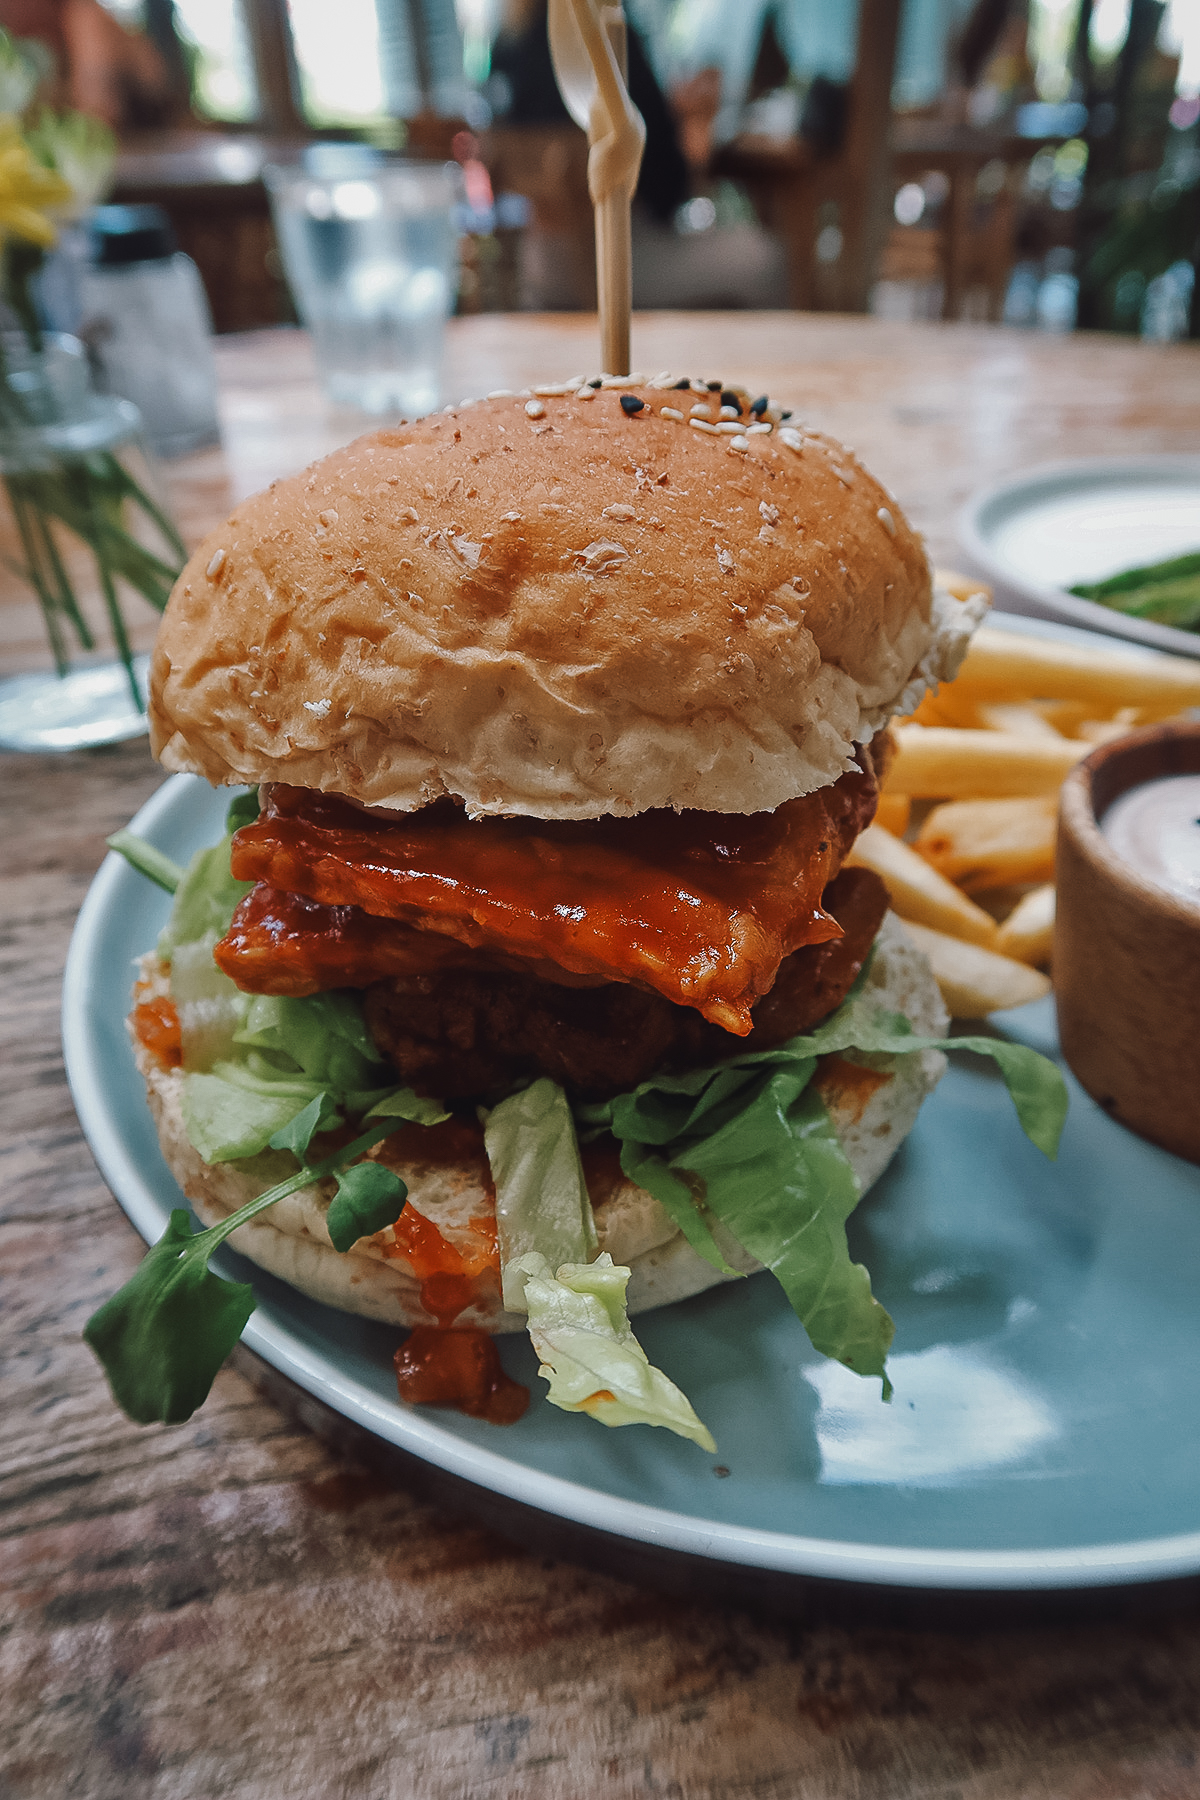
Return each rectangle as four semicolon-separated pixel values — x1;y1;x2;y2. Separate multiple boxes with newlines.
265;159;462;416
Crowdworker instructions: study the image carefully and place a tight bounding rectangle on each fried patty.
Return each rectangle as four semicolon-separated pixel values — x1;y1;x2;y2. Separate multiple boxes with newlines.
364;866;890;1102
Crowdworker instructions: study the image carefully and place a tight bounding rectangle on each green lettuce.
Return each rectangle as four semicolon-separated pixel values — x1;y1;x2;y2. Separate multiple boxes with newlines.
125;793;439;1165
514;1252;716;1452
483;1078;598;1311
484;1081;712;1446
577;991;1069;1394
159;832;252;959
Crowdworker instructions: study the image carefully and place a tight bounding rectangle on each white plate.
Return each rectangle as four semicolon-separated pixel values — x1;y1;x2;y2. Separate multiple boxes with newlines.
62;635;1200;1595
958;457;1200;660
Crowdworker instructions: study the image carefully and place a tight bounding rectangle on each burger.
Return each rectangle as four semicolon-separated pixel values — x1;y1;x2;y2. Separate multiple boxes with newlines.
106;375;1024;1446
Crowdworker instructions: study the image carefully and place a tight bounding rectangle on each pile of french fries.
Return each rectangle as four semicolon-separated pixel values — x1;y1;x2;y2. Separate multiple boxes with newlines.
849;574;1200;1018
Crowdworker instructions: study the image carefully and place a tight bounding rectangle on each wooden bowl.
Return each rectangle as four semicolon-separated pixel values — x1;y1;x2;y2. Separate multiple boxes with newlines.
1055;721;1200;1164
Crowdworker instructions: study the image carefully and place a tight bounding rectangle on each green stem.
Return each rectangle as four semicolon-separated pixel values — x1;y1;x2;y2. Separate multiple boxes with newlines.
105;454;187;564
105;830;183;892
85;482;141;711
6;478;68;675
195;1120;405;1254
28;490;95;650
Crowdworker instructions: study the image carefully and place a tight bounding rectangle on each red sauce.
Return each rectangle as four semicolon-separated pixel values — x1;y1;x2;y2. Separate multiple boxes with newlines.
394;1326;529;1424
813;1053;892;1123
221;772;876;1032
132;996;182;1070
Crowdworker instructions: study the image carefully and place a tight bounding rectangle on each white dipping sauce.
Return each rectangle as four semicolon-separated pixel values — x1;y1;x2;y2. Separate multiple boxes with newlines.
1101;774;1200;906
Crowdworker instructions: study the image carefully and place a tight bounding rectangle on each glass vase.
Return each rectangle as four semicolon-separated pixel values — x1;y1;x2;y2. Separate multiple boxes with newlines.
0;332;185;752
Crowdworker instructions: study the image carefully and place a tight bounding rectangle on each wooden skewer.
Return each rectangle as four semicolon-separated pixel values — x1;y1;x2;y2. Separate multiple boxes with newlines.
566;0;645;378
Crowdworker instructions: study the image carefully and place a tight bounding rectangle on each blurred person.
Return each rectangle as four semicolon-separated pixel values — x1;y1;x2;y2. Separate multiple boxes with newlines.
489;0;690;225
486;0;785;308
0;0;174;128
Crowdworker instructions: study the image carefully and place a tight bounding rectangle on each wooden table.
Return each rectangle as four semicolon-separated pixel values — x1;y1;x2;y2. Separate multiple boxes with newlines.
6;315;1200;1800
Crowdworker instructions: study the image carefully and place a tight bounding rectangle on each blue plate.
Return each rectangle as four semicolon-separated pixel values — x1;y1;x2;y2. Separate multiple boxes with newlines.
63;768;1200;1593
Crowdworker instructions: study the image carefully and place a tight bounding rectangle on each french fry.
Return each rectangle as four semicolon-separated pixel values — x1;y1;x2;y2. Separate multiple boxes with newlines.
973;700;1065;741
995;884;1055;968
906;687;983;729
872;792;911;836
953;626;1200;711
846;823;999;946
1073;717;1158;745
898;919;1052;1017
914;795;1058;892
933;568;992;606
885;726;1086;797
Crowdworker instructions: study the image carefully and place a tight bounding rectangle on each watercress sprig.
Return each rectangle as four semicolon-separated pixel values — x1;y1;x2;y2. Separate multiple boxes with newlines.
84;1103;407;1425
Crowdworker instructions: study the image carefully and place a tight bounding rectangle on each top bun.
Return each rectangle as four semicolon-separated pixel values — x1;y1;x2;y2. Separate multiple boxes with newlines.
150;383;980;819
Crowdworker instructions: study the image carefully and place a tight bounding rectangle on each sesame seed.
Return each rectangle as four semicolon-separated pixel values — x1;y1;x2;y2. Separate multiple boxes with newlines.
780;409;793;419
620;394;646;414
524;399;546;419
877;506;897;536
713;421;744;433
689;378;709;393
442;404;456;414
706;379;723;391
660;406;684;421
533;380;580;395
718;405;740;420
206;548;226;579
778;428;804;452
575;386;595;400
587;377;603;388
459;397;476;408
672;378;691;390
750;396;768;416
647;371;675;388
602;372;645;388
690;403;714;419
746;422;773;435
729;435;750;452
689;418;721;433
487;389;516;399
720;391;741;411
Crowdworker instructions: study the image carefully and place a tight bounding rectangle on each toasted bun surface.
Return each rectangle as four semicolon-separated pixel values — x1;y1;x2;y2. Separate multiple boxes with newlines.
150;389;980;819
131;915;948;1333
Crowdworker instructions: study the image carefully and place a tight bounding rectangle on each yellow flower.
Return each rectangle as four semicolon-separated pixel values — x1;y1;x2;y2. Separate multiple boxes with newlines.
0;115;71;250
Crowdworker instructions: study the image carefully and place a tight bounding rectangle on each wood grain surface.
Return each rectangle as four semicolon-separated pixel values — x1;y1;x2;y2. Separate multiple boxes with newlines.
5;315;1200;1800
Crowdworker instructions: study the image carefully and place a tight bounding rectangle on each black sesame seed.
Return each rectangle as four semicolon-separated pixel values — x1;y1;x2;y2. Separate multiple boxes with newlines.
706;379;723;391
588;377;603;388
720;390;741;412
672;377;690;389
750;395;768;416
620;394;645;414
780;409;793;419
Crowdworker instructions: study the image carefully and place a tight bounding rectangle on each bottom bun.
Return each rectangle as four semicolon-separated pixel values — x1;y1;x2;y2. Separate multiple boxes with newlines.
131;913;948;1333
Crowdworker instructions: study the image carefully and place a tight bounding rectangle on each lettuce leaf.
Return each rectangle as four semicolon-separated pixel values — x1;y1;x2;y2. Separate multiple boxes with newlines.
159;834;252;958
483;1078;599;1312
154;812;441;1165
514;1252;716;1451
578;997;1068;1391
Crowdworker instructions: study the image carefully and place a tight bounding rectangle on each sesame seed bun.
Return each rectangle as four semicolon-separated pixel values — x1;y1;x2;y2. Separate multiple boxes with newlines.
149;387;982;820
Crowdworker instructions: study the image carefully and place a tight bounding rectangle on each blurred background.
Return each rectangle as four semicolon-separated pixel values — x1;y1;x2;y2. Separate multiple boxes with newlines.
1;0;1196;346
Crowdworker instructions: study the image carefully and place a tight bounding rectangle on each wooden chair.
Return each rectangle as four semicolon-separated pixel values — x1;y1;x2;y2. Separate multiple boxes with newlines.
709;0;904;312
